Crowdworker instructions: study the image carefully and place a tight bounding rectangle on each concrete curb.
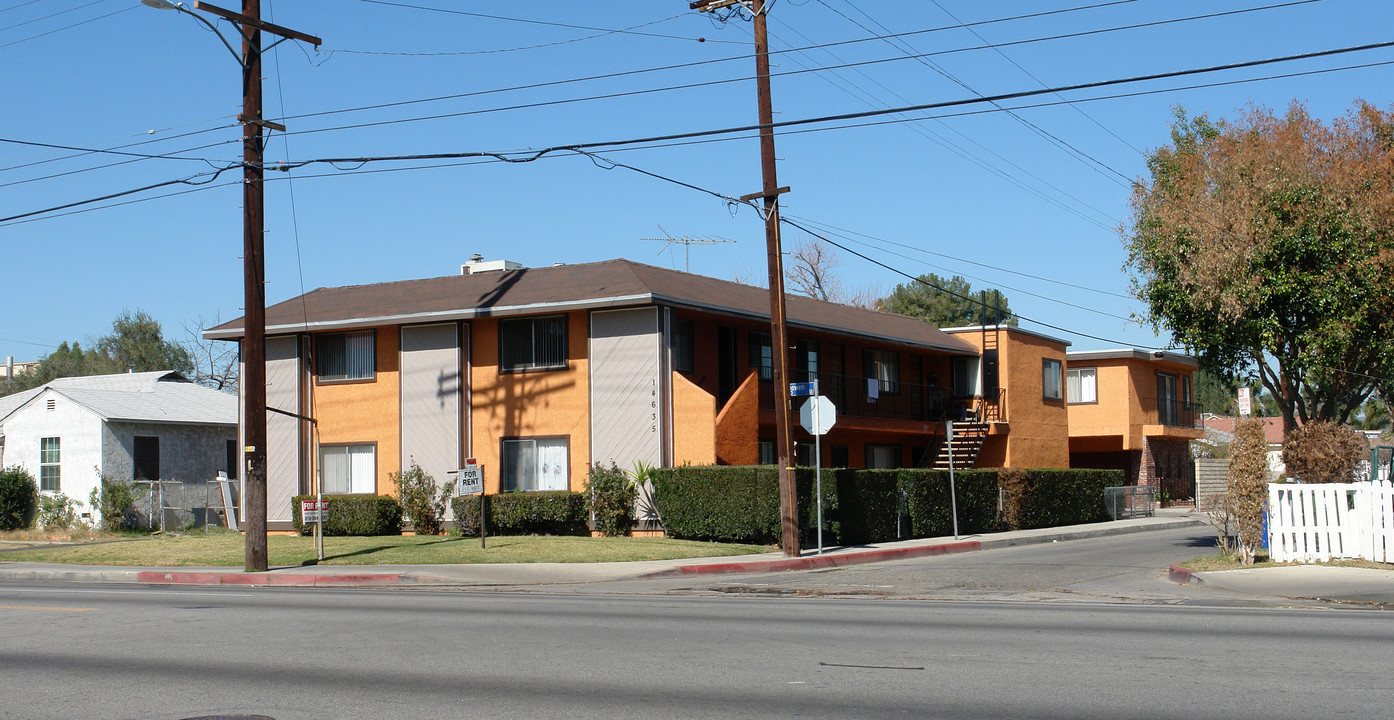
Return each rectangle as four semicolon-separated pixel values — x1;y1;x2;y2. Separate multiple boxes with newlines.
651;519;1206;578
642;540;983;578
1168;563;1203;586
133;571;444;587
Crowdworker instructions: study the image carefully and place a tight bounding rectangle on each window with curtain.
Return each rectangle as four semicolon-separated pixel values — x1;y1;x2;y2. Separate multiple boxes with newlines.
500;316;568;372
1042;358;1063;400
39;437;60;492
952;356;980;398
316;330;375;382
502;437;569;491
865;349;900;394
1067;367;1097;404
320;444;376;494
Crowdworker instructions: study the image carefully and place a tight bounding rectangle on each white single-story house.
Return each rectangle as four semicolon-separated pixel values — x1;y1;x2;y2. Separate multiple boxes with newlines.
0;371;238;524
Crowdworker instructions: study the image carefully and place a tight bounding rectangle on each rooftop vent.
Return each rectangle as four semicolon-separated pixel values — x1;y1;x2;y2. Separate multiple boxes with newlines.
461;257;524;275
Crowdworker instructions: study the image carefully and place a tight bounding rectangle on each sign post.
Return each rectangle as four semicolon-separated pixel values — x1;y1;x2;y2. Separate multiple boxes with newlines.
456;458;486;549
946;421;960;540
1238;387;1252;417
795;381;837;554
301;498;325;561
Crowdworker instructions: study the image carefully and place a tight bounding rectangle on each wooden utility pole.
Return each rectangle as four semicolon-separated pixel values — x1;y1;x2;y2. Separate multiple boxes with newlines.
178;1;319;571
692;0;799;556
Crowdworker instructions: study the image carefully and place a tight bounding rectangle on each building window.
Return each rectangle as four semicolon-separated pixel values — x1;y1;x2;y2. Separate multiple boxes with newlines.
1043;358;1063;400
796;339;819;384
316;330;375;382
749;332;772;381
502;437;569;491
830;445;849;468
674;319;695;373
757;440;776;465
866;444;901;469
865;349;899;394
500;316;568;372
1067;367;1097;404
952;356;980;398
133;436;160;481
320;444;376;494
39;437;60;492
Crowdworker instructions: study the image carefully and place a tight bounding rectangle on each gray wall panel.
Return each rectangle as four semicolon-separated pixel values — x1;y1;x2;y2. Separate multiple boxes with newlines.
266;336;301;523
400;324;461;490
590;308;661;469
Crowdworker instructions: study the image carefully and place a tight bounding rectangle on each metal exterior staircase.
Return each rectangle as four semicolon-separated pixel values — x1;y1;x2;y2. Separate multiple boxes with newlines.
932;421;989;470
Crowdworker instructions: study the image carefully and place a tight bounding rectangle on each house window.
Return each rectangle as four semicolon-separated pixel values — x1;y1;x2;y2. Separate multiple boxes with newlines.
674;319;695;373
1042;358;1063;400
796;339;819;384
830;445;849;468
39;437;60;492
865;349;899;394
757;440;776;465
952;356;980;398
500;316;567;372
502;437;569;491
316;330;375;382
866;444;901;469
133;436;160;481
320;444;376;494
1067;368;1097;404
749;331;772;381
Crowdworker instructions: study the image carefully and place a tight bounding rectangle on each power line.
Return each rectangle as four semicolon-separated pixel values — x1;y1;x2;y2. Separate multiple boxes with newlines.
0;164;239;224
0;4;132;50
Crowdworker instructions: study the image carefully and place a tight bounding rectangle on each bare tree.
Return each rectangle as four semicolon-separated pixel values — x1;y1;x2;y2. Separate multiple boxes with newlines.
785;237;882;309
182;315;239;394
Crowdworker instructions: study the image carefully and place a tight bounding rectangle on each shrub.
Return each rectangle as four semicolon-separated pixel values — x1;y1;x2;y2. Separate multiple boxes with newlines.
0;466;38;531
451;491;588;536
292;494;402;536
1012;469;1116;529
650;465;780;543
998;467;1029;531
89;475;144;532
37;492;80;531
900;469;1001;538
391;462;455;535
586;462;634;537
1228;418;1269;565
830;468;898;545
1282;420;1367;483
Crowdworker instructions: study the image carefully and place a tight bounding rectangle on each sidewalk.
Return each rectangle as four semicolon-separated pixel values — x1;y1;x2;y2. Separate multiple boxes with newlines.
0;510;1205;588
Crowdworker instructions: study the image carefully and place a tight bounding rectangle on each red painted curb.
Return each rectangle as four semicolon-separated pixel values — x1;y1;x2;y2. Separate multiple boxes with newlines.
135;571;409;586
647;539;983;578
1167;563;1201;586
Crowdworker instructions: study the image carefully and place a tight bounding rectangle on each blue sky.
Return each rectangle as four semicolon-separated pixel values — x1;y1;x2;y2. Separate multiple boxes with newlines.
4;0;1393;363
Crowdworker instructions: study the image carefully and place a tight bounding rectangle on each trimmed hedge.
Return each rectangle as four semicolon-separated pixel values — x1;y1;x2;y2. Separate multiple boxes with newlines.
1012;469;1118;529
292;494;402;536
451;491;588;536
652;465;1125;544
901;469;1001;538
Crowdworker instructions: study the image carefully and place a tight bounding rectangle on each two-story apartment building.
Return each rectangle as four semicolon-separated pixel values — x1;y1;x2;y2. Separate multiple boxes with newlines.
1065;349;1204;500
208;258;999;529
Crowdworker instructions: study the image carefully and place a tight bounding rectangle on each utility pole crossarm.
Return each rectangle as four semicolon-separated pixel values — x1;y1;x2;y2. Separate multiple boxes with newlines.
194;1;322;46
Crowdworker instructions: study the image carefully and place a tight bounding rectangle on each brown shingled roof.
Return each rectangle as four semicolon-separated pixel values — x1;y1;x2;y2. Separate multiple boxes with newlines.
206;259;975;354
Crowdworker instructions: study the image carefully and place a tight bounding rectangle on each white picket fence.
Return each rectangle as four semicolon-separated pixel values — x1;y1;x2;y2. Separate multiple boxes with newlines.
1268;480;1394;563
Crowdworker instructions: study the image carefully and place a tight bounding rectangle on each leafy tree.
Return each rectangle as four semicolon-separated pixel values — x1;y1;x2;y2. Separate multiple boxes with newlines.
879;273;1015;328
0;310;195;397
1125;101;1394;433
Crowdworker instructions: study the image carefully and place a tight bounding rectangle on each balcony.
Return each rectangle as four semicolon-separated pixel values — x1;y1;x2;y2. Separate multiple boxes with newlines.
1157;399;1203;428
758;373;1006;424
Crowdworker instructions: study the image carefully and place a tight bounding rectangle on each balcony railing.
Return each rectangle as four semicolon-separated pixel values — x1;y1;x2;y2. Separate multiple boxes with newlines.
758;373;1006;424
1158;400;1203;428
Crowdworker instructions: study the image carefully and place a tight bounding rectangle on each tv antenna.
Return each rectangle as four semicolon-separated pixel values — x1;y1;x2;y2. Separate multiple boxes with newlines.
641;226;735;272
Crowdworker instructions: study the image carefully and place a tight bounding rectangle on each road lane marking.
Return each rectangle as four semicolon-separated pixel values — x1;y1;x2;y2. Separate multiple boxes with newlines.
0;605;96;612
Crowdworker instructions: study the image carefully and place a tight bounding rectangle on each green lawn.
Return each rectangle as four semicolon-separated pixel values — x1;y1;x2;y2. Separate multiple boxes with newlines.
1180;550;1393;572
0;532;770;567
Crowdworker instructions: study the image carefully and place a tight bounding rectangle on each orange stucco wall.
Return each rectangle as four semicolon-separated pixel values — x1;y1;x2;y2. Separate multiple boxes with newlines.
714;370;760;465
946;328;1070;468
312;326;401;495
468;312;591;493
672;371;717;465
1067;357;1198;451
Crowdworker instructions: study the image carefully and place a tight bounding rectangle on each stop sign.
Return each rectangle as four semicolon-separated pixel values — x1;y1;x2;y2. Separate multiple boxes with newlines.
799;396;837;436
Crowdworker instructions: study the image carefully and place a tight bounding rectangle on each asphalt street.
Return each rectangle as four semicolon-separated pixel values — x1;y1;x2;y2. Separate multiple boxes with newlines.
2;581;1390;720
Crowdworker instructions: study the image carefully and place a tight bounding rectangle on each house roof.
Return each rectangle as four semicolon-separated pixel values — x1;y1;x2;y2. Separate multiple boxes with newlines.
941;323;1072;348
0;371;237;427
206;258;978;355
1066;348;1198;366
